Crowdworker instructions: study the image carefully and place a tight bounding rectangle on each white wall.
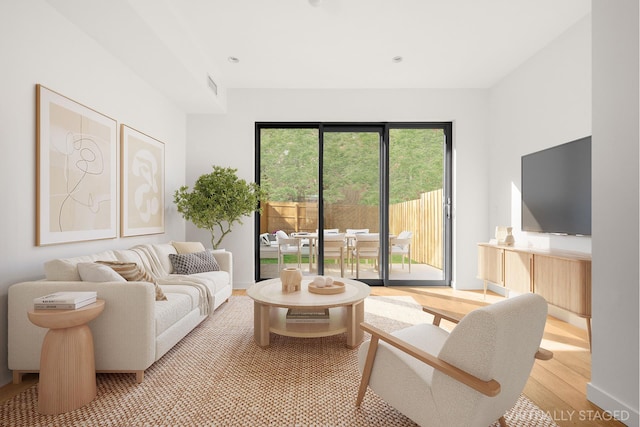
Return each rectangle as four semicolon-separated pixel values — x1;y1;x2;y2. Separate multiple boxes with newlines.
487;16;593;324
0;1;188;386
488;16;592;250
489;8;638;424
590;1;639;425
186;88;490;289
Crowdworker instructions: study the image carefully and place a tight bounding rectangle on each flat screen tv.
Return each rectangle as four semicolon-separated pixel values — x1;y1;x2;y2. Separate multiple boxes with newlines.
521;136;591;236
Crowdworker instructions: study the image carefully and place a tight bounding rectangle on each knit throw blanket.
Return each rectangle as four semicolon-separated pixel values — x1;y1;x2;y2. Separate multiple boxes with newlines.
131;244;213;316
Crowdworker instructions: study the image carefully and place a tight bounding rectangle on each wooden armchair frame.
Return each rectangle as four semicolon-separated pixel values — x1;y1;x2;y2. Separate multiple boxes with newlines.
356;305;553;427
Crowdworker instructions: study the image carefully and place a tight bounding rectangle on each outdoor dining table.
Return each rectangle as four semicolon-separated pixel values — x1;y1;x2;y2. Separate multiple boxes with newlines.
291;232;318;271
291;232;395;274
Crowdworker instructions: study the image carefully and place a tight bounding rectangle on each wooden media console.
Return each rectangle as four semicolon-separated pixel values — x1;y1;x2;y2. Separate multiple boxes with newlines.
477;243;591;350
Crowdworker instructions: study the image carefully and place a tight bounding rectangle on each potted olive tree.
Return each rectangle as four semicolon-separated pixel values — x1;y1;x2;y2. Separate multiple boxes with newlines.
174;166;267;249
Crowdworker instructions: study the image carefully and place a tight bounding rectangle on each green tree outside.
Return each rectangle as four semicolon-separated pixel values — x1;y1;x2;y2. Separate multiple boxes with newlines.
260;127;443;205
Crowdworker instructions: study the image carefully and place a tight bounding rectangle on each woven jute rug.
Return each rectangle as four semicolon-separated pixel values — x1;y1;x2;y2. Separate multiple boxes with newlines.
0;295;557;426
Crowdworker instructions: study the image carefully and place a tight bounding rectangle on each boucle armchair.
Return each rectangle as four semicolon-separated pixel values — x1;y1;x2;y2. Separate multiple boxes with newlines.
356;293;552;427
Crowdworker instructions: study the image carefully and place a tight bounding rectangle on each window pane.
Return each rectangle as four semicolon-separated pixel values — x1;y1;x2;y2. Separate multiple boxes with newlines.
388;128;444;281
259;128;319;279
323;131;380;280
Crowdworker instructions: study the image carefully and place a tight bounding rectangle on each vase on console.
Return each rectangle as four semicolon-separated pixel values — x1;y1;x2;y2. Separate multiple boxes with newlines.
504;227;515;246
280;267;302;293
495;226;515;246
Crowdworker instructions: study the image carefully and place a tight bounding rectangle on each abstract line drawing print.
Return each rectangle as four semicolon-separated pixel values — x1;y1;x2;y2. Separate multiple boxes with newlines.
49;115;112;232
37;85;117;246
121;125;165;237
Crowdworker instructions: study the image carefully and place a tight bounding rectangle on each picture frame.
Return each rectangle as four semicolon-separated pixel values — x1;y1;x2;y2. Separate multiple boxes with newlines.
36;84;118;246
120;124;165;237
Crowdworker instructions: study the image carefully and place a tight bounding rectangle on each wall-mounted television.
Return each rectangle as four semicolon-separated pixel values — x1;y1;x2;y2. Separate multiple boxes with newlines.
521;136;591;236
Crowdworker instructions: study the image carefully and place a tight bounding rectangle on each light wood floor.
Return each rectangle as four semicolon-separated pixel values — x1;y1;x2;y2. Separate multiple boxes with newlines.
370;286;625;427
1;287;624;426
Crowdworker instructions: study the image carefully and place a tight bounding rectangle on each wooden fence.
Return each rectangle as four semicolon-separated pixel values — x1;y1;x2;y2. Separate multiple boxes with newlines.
388;189;443;269
260;188;443;269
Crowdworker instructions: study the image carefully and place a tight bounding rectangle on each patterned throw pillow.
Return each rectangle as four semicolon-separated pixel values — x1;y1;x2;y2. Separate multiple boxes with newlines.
169;251;220;275
96;261;167;301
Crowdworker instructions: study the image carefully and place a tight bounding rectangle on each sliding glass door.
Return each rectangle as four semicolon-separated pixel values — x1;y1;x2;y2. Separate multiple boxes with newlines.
256;126;319;280
321;127;382;281
256;122;451;286
387;127;449;282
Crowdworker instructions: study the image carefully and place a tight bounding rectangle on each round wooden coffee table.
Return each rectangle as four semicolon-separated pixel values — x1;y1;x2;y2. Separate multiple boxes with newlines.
247;278;370;348
28;300;105;415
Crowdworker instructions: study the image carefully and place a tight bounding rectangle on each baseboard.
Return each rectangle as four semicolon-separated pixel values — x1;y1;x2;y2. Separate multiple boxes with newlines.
547;305;589;331
455;282;589;331
587;382;638;427
233;281;254;290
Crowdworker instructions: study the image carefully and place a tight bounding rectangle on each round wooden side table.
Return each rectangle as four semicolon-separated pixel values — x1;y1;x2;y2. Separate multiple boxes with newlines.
27;299;105;415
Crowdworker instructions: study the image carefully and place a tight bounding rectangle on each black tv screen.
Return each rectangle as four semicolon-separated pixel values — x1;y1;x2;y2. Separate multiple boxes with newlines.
521;136;591;235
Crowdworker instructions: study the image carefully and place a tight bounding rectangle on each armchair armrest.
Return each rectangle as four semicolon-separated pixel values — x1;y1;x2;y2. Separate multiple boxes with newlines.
357;322;501;404
422;306;463;326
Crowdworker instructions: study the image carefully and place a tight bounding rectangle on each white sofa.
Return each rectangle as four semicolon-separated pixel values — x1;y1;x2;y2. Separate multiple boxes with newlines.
8;242;232;384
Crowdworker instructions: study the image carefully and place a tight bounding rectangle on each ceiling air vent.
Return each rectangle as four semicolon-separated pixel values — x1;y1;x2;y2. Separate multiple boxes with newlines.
207;75;218;96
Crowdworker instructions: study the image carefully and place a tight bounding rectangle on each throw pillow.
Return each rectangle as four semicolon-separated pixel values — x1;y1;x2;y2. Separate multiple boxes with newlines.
171;241;206;254
77;262;127;282
169;251;220;275
96;261;167;301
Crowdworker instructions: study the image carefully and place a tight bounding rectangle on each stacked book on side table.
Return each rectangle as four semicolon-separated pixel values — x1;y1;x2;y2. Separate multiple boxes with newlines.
286;308;330;323
33;291;97;310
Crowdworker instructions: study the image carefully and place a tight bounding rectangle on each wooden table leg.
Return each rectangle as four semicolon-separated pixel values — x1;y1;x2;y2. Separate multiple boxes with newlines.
253;301;271;348
38;324;97;415
346;300;365;349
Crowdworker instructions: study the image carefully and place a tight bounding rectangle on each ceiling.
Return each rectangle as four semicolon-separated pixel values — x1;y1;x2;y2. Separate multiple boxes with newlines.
47;0;590;113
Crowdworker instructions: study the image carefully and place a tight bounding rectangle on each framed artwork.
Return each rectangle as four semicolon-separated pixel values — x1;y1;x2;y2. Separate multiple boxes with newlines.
36;84;118;246
120;124;165;237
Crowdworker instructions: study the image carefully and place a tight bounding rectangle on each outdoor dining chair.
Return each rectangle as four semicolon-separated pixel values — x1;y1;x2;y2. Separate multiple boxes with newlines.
390;230;413;272
323;233;347;277
351;233;379;279
276;230;302;271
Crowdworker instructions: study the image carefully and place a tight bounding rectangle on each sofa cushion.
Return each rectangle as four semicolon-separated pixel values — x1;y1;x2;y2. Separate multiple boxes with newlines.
44;251;119;281
77;262;127;282
113;249;145;268
154;293;194;337
159;285;202;311
171;241;206;254
190;271;230;295
97;261;168;301
168;251;220;275
152;244;178;275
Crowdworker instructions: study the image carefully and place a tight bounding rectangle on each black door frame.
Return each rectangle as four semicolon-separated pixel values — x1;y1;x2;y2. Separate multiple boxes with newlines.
255;121;452;287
